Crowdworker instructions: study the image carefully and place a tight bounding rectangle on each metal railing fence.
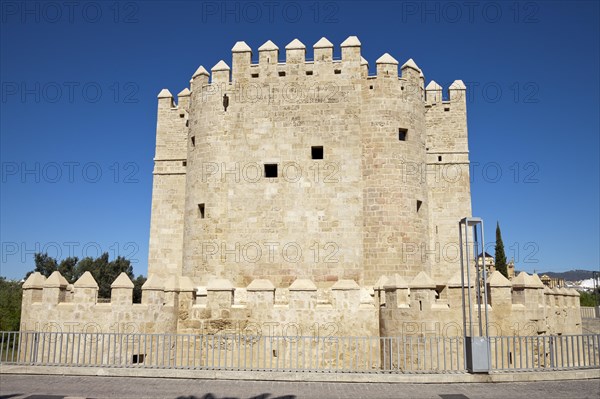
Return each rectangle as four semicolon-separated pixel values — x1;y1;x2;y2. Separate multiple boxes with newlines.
1;331;463;373
581;306;599;319
489;334;600;371
1;331;598;374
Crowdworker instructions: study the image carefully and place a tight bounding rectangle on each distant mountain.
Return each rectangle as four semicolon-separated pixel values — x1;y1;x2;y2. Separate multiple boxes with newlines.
538;269;597;281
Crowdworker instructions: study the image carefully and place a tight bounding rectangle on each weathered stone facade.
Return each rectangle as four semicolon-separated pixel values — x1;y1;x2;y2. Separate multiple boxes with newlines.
20;270;582;338
152;36;470;287
20;37;582;343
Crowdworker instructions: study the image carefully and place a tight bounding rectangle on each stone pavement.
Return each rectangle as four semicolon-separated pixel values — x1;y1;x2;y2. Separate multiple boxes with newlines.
583;318;600;334
0;375;599;399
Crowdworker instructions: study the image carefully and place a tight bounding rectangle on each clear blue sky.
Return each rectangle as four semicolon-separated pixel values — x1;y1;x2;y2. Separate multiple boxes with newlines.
1;1;598;280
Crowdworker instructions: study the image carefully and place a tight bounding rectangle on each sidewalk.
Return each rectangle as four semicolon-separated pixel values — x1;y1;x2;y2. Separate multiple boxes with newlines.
0;373;599;399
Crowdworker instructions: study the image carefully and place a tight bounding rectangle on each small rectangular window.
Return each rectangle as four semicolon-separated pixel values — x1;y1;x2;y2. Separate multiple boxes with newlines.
444;107;450;112
369;85;374;90
306;71;313;76
182;161;187;167
264;164;278;178
311;146;324;160
279;71;286;77
191;136;196;147
416;200;423;213
251;73;259;78
198;203;205;219
438;156;442;162
398;128;408;141
132;354;145;364
334;69;341;74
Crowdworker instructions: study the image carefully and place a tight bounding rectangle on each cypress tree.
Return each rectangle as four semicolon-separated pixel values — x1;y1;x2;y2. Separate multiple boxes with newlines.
495;222;508;278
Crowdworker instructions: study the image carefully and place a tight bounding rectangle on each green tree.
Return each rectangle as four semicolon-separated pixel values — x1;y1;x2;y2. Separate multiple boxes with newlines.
580;289;600;307
133;275;147;304
58;256;79;282
495;222;508;278
0;277;22;331
26;253;58;279
24;252;145;302
25;254;78;282
75;253;134;299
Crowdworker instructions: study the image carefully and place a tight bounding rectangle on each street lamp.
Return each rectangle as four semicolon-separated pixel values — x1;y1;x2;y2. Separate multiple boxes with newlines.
459;217;491;373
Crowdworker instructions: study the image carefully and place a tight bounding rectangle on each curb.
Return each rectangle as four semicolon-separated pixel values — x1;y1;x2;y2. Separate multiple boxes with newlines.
1;365;599;383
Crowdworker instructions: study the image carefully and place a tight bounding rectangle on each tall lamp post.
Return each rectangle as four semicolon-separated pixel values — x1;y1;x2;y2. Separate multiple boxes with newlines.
459;217;491;373
593;270;600;318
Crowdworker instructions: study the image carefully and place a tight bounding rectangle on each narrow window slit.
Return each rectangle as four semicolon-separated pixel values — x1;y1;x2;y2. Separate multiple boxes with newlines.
223;94;229;112
416;200;423;213
198;203;205;219
398;128;408;141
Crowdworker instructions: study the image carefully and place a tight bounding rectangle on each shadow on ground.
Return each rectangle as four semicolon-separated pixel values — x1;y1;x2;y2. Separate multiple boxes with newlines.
177;395;296;399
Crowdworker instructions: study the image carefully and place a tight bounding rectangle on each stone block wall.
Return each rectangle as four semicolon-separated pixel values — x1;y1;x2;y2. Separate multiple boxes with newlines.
147;89;188;280
147;36;473;289
379;271;582;338
19;269;582;370
21;270;581;338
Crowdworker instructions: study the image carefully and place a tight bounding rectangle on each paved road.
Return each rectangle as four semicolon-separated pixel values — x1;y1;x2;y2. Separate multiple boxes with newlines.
0;375;599;399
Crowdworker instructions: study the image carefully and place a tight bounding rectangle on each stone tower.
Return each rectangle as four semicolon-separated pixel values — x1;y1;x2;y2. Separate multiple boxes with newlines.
18;37;582;345
148;36;472;289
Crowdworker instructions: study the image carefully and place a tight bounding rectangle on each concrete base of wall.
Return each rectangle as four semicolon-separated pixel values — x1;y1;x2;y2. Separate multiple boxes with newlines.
1;364;598;384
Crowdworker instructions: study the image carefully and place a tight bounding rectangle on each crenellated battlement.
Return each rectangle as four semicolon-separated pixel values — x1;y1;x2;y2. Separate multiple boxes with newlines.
21;269;581;337
379;270;581;337
22;271;376;310
204;36;366;83
156;36;467;111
